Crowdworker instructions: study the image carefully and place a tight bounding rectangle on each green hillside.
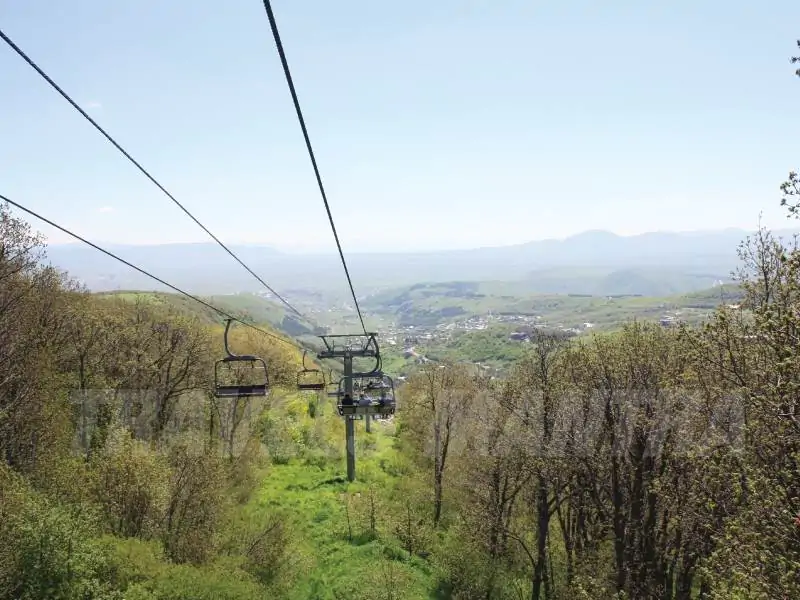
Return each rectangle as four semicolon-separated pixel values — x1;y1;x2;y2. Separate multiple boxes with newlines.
365;280;743;329
1;209;443;598
96;290;320;338
367;283;747;376
518;265;734;296
93;284;747;379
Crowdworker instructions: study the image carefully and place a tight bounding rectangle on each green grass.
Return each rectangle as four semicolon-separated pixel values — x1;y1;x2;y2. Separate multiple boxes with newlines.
246;414;438;600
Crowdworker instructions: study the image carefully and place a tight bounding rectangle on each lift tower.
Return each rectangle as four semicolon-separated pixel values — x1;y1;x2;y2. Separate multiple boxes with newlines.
317;333;380;481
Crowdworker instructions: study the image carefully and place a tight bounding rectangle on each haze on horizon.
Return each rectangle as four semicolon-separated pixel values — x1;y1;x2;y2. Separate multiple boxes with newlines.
42;226;800;257
3;0;799;254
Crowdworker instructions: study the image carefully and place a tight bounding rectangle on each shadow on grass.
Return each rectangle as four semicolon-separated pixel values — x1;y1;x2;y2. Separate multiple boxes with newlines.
317;476;348;487
432;579;453;599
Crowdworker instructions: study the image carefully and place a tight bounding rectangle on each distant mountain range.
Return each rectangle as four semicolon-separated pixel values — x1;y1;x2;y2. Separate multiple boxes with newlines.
44;228;799;296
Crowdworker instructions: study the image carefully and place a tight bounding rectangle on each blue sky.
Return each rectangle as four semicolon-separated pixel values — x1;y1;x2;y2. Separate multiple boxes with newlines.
2;0;799;253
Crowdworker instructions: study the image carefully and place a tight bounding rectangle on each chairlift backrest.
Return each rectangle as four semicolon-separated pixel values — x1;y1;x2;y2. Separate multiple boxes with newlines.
214;356;270;398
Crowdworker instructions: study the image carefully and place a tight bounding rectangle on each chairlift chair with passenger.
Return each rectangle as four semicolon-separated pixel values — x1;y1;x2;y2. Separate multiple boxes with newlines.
368;375;396;420
335;372;396;419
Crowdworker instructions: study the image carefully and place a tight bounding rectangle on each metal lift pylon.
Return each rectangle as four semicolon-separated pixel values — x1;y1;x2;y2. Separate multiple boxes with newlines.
316;333;380;482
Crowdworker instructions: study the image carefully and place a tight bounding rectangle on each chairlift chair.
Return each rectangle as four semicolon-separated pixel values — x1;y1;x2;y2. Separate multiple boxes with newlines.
214;319;270;398
370;374;396;419
335;372;396;418
297;350;326;391
326;370;341;398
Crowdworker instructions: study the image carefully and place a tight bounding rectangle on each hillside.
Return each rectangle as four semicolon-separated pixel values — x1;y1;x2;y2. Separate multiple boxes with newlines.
94;284;745;378
0;205;446;598
362;282;745;376
365;280;743;328
95;290;323;340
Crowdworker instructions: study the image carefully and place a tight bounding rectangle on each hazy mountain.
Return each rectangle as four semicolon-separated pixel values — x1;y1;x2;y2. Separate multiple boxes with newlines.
44;228;799;296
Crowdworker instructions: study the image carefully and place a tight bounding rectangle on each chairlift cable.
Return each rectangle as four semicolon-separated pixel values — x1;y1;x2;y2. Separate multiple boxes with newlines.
259;0;368;335
0;27;310;325
0;193;305;350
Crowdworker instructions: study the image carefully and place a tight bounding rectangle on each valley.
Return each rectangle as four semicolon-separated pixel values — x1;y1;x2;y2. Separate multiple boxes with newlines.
96;277;744;378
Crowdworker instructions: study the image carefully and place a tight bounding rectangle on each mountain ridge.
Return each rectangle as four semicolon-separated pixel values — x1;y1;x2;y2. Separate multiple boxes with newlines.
43;227;799;295
48;226;798;256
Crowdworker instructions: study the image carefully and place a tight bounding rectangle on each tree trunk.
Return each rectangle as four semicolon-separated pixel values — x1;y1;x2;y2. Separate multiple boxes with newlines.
433;418;443;527
532;476;550;600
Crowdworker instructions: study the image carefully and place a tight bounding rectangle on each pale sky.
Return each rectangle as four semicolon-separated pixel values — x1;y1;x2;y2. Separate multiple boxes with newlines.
1;0;799;253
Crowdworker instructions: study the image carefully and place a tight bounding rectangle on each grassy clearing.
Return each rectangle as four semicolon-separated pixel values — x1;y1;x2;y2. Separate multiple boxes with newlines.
248;409;438;600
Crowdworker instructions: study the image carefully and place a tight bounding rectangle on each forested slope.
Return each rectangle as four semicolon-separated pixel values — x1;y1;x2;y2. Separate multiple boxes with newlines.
392;225;800;599
4;194;800;599
0;203;310;598
0;203;448;599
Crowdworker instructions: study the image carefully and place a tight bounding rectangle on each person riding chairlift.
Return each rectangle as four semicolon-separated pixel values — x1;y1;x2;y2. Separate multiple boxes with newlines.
341;393;354;406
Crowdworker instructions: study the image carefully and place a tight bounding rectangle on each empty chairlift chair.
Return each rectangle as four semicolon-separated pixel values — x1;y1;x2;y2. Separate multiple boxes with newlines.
214;319;270;398
296;350;327;392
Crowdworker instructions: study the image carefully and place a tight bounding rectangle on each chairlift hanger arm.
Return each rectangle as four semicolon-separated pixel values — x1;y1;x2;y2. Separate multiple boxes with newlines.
222;318;259;361
353;353;382;378
223;319;237;358
300;349;325;373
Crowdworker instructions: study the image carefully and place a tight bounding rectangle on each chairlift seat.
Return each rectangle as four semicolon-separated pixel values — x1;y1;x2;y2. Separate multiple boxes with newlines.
339;404;366;417
298;381;326;391
365;381;390;390
374;403;395;418
213;319;270;399
215;384;268;398
220;354;260;363
337;402;395;417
